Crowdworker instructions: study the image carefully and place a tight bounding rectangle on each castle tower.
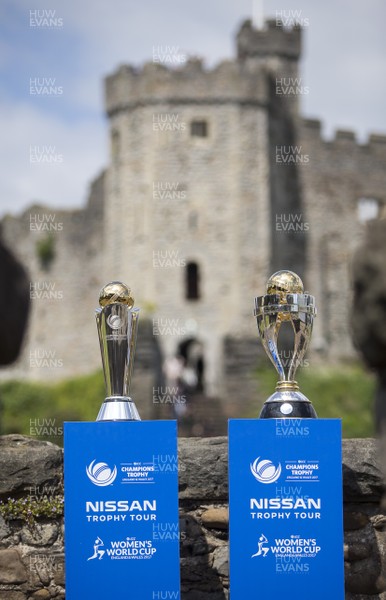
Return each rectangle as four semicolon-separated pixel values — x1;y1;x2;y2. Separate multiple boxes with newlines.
238;20;307;282
102;20;303;397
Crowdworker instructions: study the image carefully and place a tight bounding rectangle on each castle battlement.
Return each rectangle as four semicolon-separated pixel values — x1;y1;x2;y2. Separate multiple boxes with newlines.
301;118;386;155
369;133;386;145
335;129;356;141
105;56;268;117
237;19;302;61
104;19;302;117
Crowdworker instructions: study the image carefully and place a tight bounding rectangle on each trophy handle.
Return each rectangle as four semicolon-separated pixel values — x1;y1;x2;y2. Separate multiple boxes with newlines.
257;313;285;381
287;312;314;382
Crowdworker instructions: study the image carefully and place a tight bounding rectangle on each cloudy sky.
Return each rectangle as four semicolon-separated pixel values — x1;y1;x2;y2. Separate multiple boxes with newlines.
1;0;385;217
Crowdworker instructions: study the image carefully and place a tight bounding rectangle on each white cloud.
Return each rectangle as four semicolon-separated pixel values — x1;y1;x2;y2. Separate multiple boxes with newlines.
0;100;107;216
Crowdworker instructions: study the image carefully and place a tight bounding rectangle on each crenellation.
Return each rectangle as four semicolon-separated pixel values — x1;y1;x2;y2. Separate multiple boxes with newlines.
105;57;268;117
186;57;204;66
237;18;301;61
299;122;386;160
301;118;322;131
369;133;386;144
334;129;357;142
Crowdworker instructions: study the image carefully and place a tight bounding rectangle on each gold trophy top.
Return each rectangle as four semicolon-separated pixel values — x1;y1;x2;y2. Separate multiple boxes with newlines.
99;281;135;309
265;271;304;324
266;270;304;296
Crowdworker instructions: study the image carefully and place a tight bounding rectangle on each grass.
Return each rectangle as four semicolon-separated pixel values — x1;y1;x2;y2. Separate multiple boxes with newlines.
250;362;376;438
0;363;377;442
0;371;105;445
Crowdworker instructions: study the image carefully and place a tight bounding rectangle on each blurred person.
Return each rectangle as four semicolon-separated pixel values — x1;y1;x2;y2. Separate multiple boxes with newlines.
162;354;187;417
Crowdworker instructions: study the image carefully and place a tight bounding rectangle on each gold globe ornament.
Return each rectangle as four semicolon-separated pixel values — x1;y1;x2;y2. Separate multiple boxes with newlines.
266;270;305;323
266;270;304;296
99;281;134;309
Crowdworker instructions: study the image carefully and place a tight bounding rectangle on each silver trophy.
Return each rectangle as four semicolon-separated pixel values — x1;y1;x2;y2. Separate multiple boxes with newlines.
95;281;141;421
254;270;317;419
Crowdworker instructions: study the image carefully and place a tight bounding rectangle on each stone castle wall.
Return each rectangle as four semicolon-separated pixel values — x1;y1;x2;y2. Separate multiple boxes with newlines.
103;99;270;397
1;19;386;406
299;121;386;357
0;434;386;599
0;175;105;382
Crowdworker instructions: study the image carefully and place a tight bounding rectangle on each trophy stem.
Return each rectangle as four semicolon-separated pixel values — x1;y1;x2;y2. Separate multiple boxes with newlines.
275;380;299;392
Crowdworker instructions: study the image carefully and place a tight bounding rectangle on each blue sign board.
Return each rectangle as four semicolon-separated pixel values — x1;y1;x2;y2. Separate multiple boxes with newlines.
64;421;180;600
228;418;344;599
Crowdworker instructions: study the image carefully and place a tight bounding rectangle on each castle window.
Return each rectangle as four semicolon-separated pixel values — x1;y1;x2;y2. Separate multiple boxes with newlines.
186;262;200;300
357;197;379;222
111;130;120;163
191;120;208;138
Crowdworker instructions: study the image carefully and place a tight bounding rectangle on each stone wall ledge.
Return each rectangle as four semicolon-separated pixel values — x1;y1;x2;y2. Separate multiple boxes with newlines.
0;434;382;502
0;434;385;599
178;436;384;503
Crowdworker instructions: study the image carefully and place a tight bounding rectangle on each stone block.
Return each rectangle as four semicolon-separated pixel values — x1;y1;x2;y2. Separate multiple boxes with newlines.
0;548;27;583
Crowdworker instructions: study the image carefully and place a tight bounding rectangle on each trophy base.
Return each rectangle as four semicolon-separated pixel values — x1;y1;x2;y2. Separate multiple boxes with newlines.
259;390;317;419
96;396;141;422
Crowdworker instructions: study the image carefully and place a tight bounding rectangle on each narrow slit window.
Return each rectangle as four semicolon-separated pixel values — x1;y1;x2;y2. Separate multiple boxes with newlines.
111;130;120;162
186;262;200;300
